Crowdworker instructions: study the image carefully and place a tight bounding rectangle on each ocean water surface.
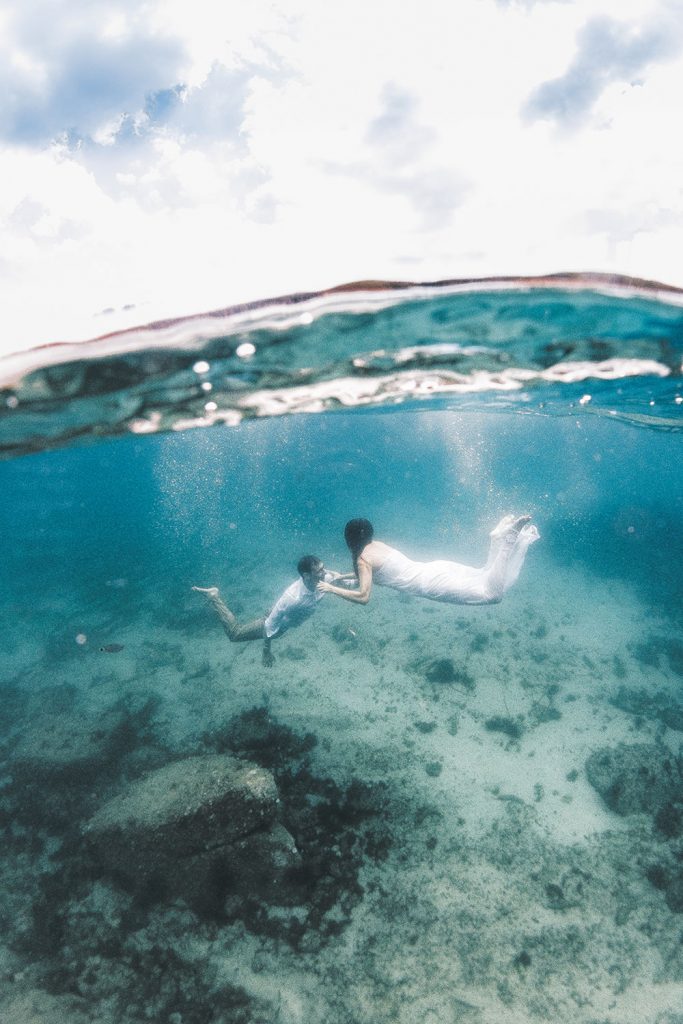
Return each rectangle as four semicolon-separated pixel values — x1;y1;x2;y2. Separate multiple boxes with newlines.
1;277;682;1024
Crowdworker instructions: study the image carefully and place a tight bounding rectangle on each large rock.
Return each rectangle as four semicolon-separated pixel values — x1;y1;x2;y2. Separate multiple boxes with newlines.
585;744;683;817
85;753;278;852
83;754;300;909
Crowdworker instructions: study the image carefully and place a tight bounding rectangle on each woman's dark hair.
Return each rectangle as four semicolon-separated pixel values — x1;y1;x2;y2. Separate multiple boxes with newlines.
344;518;374;575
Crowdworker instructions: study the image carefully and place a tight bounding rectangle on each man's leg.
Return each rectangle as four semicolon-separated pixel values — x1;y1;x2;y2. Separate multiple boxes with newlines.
192;587;265;641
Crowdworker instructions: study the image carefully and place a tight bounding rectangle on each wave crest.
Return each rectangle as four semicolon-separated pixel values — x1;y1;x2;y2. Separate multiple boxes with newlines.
2;274;682;457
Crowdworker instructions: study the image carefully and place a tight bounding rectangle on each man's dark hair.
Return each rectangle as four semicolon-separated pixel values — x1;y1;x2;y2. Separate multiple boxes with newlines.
297;554;323;577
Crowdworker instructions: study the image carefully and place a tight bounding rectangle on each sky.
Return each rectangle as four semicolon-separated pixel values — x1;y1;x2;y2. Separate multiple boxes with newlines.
2;0;683;353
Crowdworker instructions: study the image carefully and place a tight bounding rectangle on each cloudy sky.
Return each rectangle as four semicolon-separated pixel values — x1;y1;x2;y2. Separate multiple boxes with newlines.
2;0;682;352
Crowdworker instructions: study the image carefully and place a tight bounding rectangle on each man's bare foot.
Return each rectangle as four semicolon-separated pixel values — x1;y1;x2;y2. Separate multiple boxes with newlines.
262;649;275;668
192;586;219;596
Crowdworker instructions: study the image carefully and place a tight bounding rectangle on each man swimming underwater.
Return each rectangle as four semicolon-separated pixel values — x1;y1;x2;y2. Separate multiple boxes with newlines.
193;554;349;666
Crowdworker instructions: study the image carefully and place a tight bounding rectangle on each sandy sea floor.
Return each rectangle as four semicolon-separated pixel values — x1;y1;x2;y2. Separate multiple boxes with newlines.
1;540;683;1024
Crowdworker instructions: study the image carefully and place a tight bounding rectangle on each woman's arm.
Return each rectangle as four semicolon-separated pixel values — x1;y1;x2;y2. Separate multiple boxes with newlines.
317;558;373;604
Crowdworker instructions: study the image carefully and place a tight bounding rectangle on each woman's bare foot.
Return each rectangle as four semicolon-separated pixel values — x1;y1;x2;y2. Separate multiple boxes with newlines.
511;515;531;532
491;514;531;539
192;586;219;596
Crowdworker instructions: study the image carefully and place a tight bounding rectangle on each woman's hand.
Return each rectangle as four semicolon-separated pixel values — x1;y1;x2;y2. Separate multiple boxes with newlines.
316;566;371;604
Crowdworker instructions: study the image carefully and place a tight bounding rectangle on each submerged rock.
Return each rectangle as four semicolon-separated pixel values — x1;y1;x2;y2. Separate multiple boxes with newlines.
83;754;300;910
86;753;279;850
610;685;683;733
654;800;683;839
424;658;474;689
485;716;524;740
585;743;683;817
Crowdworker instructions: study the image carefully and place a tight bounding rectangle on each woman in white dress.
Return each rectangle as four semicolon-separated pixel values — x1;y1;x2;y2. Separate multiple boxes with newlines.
317;515;539;607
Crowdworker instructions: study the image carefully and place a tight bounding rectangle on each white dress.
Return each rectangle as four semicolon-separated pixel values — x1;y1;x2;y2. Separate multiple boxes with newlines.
373;518;539;605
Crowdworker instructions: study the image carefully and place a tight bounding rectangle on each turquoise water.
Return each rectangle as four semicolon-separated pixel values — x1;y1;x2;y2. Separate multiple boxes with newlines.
1;283;682;1023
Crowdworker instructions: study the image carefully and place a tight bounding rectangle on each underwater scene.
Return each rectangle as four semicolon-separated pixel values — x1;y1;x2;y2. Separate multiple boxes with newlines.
1;277;682;1024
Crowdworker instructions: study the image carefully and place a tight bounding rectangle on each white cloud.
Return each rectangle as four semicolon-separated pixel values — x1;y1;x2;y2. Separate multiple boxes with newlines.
523;4;683;127
321;85;470;230
0;1;189;145
365;85;437;166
